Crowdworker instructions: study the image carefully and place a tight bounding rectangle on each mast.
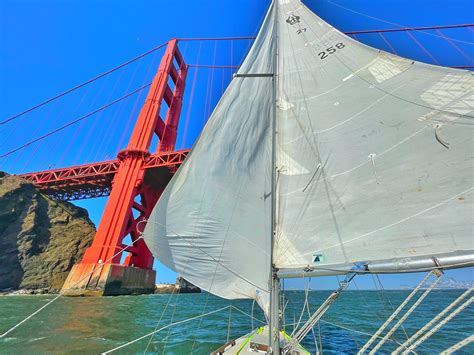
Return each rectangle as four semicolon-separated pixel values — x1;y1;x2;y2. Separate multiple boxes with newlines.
269;0;280;353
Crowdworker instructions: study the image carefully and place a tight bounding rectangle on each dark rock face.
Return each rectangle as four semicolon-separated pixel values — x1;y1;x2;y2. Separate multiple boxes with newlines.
176;276;201;293
155;276;201;294
0;173;96;293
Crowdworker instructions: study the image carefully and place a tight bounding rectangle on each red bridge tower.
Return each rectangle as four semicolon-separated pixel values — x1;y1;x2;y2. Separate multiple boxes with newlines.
60;39;187;295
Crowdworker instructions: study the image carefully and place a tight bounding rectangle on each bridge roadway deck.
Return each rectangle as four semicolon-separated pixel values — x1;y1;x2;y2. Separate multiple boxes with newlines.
18;149;189;200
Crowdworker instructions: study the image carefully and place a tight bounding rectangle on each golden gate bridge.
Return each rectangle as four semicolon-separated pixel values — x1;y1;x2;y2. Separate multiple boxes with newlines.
1;23;473;296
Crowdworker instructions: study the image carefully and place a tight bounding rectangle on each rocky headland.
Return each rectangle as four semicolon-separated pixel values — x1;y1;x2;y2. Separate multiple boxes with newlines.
0;172;96;294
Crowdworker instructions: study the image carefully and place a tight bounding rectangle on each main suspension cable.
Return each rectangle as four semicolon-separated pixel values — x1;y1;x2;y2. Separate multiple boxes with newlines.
0;42;169;126
0;83;151;159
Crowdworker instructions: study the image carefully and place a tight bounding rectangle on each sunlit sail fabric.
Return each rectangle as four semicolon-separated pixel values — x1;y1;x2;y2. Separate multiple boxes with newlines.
143;4;275;305
274;0;473;270
144;0;474;307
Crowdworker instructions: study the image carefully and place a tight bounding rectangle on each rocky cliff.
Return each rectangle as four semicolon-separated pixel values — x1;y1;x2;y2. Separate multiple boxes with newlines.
155;276;201;294
0;172;96;293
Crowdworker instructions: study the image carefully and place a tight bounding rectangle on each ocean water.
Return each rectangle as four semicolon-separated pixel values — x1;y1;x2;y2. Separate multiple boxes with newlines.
0;290;472;354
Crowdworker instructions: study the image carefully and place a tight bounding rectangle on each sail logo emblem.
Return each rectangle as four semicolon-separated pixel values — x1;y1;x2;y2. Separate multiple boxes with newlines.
313;254;325;263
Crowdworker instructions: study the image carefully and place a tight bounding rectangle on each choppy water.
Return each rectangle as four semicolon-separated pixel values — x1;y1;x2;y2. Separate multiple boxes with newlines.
0;290;472;354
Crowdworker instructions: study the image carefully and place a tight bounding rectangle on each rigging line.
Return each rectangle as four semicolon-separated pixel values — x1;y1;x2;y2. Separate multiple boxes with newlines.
304;278;321;354
154;194;207;354
157;171;193;355
346;23;474;35
186;174;223;353
319;319;406;347
230;305;265;325
318;320;323;355
373;274;410;341
404;296;474;353
369;271;443;354
324;0;474;45
353;277;408;343
305;187;474;256
0;83;151;159
358;271;434;354
251;299;256;329
178;36;256;41
393;288;473;354
143;281;179;354
226;306;232;343
0;235;147;339
282;319;404;348
101;305;231;354
1;42;168;126
290;278;312;337
334;278;360;351
287;273;356;350
161;285;183;354
190;179;247;352
440;334;474;354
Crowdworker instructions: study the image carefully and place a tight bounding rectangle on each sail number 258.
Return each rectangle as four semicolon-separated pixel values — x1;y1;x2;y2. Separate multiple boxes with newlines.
318;42;345;60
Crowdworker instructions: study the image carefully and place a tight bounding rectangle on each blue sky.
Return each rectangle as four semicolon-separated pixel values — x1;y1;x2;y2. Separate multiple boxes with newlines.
0;0;472;289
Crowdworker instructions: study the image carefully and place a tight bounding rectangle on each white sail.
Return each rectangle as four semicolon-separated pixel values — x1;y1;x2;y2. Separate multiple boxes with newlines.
143;3;275;306
274;0;473;271
143;0;474;308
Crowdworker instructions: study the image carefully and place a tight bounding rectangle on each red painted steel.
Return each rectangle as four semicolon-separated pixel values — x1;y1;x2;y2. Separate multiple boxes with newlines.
10;28;471;295
19;150;189;200
52;39;189;292
77;39;187;270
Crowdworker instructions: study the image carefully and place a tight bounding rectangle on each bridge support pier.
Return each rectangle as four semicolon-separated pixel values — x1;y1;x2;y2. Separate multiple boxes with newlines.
61;39;187;296
62;264;156;296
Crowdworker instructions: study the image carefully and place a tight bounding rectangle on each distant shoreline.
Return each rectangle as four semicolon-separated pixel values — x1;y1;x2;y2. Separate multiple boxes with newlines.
1;287;471;296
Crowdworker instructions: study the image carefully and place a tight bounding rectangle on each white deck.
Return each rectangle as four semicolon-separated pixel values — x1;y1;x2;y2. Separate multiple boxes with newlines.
211;326;309;354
